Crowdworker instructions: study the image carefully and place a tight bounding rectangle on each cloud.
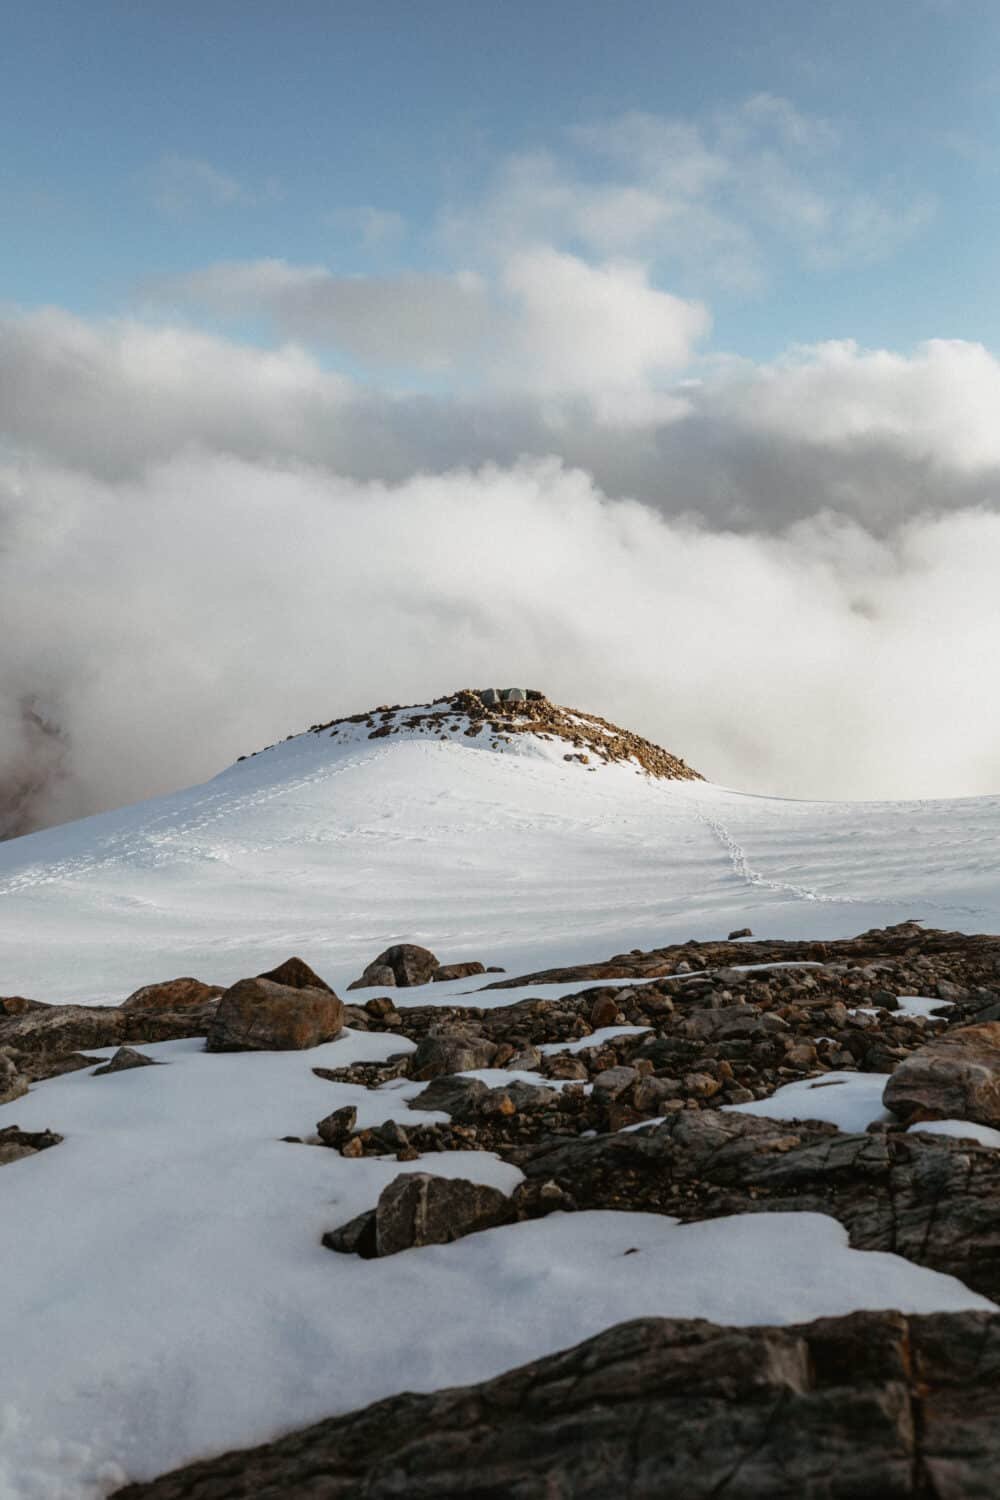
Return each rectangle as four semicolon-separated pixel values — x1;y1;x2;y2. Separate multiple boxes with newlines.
147;153;278;218
152;252;710;394
5;444;1000;841
5;309;1000;831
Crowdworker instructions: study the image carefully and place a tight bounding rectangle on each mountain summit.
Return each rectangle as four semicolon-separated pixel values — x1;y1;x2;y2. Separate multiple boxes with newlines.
251;688;703;782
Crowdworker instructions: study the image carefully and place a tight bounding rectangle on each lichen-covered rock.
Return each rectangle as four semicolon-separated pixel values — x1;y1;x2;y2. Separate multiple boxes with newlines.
121;979;223;1013
316;1105;357;1147
883;1022;1000;1126
207;978;344;1052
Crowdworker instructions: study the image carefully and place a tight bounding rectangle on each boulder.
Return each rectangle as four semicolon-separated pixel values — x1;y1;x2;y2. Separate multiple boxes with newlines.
93;1046;157;1077
109;1309;1000;1500
373;1172;515;1257
409;1029;497;1080
431;962;486;983
728;927;753;940
883;1022;1000;1126
256;957;334;992
347;944;440;991
408;1075;490;1118
121;978;223;1013
207;978;345;1052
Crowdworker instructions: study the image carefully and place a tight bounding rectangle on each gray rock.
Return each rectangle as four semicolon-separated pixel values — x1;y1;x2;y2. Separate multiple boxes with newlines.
373;1172;514;1257
407;1075;489;1118
321;1209;376;1258
109;1308;1000;1499
883;1022;1000;1126
92;1046;157;1076
409;1029;497;1080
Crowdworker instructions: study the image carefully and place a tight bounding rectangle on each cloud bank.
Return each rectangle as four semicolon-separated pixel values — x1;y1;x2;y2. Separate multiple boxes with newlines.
4;306;1000;834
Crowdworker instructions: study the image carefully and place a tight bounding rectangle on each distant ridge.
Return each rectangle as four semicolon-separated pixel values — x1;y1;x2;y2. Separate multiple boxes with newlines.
285;687;704;781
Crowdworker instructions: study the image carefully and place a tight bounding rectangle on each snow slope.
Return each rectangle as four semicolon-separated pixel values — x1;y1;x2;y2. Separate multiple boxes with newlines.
1;701;999;1004
5;703;1000;1496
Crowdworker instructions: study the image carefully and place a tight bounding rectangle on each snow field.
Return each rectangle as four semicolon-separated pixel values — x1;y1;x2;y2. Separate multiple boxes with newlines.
1;1031;993;1497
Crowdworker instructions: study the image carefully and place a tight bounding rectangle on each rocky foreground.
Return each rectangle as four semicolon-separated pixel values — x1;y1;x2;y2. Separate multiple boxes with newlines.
8;921;1000;1495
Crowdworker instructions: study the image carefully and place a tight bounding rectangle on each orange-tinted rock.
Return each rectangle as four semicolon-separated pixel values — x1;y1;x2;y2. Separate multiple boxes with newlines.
121;978;223;1013
207;978;345;1052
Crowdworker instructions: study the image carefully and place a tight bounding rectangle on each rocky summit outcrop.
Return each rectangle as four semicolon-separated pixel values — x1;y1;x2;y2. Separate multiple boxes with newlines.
207;977;345;1052
883;1021;1000;1127
292;688;704;784
113;1308;1000;1498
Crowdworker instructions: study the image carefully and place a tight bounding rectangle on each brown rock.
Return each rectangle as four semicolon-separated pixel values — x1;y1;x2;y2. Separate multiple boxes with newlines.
589;994;620;1028
431;962;486;983
207;978;345;1052
316;1105;357;1147
121;979;223;1013
347;944;440;991
256;957;334;992
883;1022;1000;1126
0;1052;29;1105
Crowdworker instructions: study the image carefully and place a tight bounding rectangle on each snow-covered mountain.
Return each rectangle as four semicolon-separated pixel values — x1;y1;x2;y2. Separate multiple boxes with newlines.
5;691;1000;1498
1;689;998;1006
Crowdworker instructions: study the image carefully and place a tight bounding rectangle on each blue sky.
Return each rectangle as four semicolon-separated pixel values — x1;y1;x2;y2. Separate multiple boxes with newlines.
4;0;1000;365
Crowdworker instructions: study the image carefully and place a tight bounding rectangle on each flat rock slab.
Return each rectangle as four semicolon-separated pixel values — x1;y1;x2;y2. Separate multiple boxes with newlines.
512;1107;1000;1303
883;1022;1000;1126
113;1308;1000;1498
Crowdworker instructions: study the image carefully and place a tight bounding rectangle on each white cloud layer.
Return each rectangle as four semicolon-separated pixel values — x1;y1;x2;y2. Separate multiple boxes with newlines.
3;306;1000;832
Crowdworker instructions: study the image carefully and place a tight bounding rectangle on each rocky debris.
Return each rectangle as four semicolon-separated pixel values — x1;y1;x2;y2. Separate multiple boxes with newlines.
0;1051;29;1105
0;1124;63;1166
256;957;334;992
483;919;1000;989
93;1046;158;1077
324;1172;515;1260
121;979;223;1013
431;961;486;983
883;1022;1000;1127
316;1105;357;1147
113;1308;1000;1499
347;943;440;990
207;978;344;1052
